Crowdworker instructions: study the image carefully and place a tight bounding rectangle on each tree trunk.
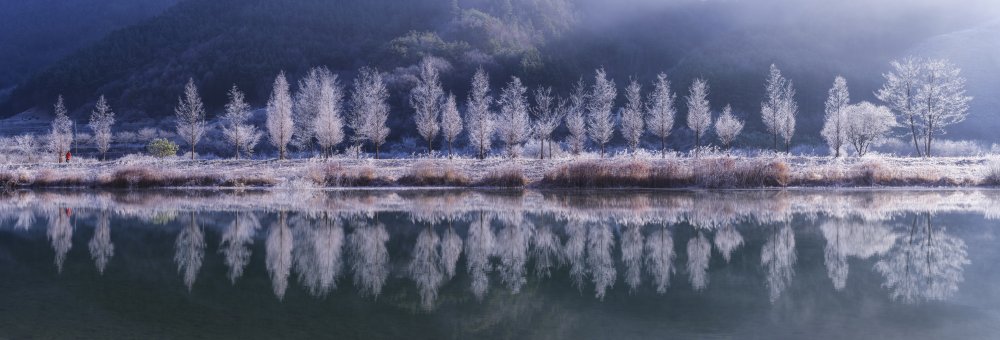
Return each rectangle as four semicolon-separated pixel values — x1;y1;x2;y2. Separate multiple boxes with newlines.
191;145;196;160
695;132;700;157
375;143;380;159
600;144;605;158
448;140;453;159
539;138;544;160
908;116;922;157
661;136;666;159
279;146;285;160
428;139;433;156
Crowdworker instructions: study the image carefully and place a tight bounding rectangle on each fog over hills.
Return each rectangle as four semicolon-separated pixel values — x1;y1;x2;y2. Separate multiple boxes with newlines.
0;0;178;95
1;0;997;147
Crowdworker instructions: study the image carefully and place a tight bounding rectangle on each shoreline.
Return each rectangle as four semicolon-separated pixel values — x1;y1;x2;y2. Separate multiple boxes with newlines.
1;155;995;190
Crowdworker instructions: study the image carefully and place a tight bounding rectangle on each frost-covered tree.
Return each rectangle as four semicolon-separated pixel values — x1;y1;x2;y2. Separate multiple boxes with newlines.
49;96;73;163
531;87;563;159
410;58;445;154
621;79;644;153
685;78;712;154
14;134;38;162
646;73;676;158
564;78;588;155
175;78;206;160
714;105;743;149
914;60;972;157
821;76;850;157
844;102;895;157
876;58;924;157
314;74;345;158
465;68;494;159
587;68;617;157
440;93;463;158
761;64;798;152
497;76;531;157
348;67;391;159
877;58;971;157
88;95;115;160
266;72;295;160
222;85;261;159
293;66;334;152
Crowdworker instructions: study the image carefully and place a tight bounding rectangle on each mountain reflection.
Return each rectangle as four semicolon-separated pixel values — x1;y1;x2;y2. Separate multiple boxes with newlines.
0;189;988;308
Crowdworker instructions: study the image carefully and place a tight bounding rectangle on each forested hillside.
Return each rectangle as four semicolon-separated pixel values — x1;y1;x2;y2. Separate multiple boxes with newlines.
0;0;178;95
2;0;997;147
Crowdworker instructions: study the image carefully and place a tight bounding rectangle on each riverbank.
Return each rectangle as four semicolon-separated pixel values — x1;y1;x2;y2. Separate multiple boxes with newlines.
0;155;996;189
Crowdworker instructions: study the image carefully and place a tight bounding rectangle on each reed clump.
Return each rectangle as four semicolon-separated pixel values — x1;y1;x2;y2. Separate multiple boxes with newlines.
396;161;471;187
475;166;528;188
307;163;392;187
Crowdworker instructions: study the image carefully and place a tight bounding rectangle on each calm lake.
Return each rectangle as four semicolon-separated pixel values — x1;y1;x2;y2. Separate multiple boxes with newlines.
1;189;998;339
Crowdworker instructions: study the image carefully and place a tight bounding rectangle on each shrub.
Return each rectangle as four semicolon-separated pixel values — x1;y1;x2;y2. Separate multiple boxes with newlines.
983;159;1000;186
396;161;471;186
475;166;527;187
147;138;179;158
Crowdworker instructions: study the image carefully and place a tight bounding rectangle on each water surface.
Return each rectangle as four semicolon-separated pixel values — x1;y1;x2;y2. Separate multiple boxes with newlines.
1;189;998;339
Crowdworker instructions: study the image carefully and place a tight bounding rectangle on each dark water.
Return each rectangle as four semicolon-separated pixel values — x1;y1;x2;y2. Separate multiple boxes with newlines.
1;189;999;339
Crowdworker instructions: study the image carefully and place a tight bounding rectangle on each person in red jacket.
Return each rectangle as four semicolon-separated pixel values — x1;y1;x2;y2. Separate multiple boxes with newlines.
65;151;71;163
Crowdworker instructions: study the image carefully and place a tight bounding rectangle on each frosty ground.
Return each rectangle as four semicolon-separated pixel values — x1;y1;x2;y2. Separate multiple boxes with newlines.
1;153;996;189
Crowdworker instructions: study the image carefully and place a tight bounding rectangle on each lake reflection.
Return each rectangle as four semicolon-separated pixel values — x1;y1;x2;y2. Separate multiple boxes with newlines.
1;189;999;339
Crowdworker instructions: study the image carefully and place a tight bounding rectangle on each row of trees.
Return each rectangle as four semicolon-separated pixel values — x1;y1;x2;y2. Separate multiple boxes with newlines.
44;57;970;162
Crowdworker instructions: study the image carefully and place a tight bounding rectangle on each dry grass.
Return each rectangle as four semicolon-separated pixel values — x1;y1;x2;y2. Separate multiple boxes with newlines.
540;159;694;188
981;160;1000;186
694;157;790;188
792;160;970;187
396;161;471;187
474;166;528;188
100;166;277;188
539;157;790;189
307;163;392;187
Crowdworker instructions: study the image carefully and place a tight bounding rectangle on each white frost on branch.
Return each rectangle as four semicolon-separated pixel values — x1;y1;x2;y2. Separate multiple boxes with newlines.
821;76;850;157
620;79;644;153
714;104;743;149
646;73;676;158
266;72;295;160
175;78;206;160
587;68;616;157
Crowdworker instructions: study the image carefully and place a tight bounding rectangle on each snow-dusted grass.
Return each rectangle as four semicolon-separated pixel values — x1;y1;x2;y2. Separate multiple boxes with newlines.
1;153;998;189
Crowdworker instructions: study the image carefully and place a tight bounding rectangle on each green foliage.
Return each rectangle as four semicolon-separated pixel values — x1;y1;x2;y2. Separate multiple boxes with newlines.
147;138;179;158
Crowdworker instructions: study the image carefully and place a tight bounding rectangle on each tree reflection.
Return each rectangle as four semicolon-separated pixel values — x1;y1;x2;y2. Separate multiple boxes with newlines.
874;214;969;303
713;225;743;263
175;212;205;291
687;231;711;291
531;224;562;279
409;226;444;310
47;208;73;273
219;211;260;284
497;221;530;293
88;211;114;274
821;220;896;290
348;221;390;298
761;223;796;302
294;215;344;297
465;213;494;300
564;221;587;291
266;212;293;300
587;222;616;299
440;224;463;281
621;224;644;291
645;225;676;294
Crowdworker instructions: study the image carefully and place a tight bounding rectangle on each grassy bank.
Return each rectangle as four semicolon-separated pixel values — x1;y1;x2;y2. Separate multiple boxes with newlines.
0;155;995;190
